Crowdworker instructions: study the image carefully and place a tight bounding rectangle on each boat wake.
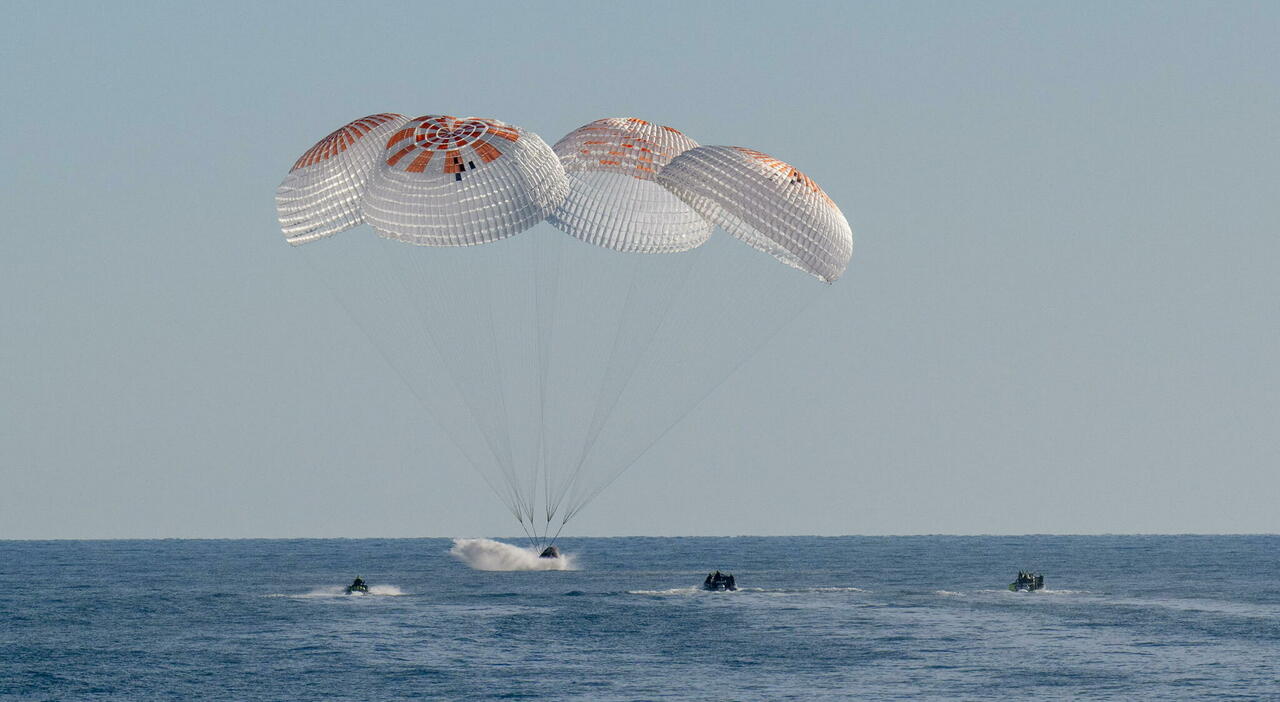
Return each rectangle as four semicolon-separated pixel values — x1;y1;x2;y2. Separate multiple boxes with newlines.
628;586;866;596
450;538;574;571
935;588;1088;598
268;584;407;598
628;587;704;596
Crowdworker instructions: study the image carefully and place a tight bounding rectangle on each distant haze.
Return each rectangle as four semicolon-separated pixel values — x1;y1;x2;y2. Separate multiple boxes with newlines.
2;1;1277;538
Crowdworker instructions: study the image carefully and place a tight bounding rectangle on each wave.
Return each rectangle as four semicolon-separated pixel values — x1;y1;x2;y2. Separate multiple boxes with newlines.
1107;596;1280;619
449;538;574;571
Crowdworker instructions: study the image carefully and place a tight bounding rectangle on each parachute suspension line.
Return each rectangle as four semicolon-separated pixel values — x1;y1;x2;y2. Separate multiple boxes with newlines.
544;251;643;521
547;244;704;523
487;247;534;528
577;247;701;468
477;247;526;527
414;247;532;526
512;510;530;546
480;249;540;532
299;246;524;523
546;512;570;550
550;175;716;517
527;233;558;545
376;241;529;524
557;243;716;522
393;245;525;520
533;232;564;539
516;513;538;549
562;259;823;524
539;237;557;509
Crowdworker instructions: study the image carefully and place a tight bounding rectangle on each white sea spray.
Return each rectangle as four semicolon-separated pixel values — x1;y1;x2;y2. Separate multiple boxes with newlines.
449;538;574;571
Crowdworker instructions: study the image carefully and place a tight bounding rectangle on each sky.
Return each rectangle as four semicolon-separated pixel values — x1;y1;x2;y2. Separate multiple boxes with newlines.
2;1;1277;538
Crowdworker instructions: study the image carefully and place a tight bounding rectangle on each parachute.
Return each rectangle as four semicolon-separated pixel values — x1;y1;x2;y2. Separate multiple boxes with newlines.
656;145;853;283
276;114;852;548
549;118;711;253
362;115;568;246
276;114;409;245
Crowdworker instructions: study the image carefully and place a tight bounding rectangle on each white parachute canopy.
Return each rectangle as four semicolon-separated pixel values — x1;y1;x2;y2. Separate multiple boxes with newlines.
362;115;569;246
549;118;711;253
277;114;850;546
275;113;410;245
656;145;853;282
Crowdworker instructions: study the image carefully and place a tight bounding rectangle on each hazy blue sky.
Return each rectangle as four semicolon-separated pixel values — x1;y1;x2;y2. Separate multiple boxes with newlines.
2;1;1277;538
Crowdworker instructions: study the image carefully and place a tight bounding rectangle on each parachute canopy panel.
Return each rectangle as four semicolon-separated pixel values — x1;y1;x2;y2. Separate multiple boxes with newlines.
361;115;569;247
275;113;409;246
549;118;712;254
657;146;853;282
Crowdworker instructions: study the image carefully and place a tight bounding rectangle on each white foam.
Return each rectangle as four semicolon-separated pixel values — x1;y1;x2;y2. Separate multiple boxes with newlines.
629;586;866;596
927;587;1089;598
628;587;702;595
449;538;574;571
268;584;407;598
999;588;1087;596
736;586;868;595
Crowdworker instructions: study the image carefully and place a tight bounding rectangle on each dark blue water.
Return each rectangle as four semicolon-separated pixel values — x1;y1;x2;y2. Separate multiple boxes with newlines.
3;536;1277;700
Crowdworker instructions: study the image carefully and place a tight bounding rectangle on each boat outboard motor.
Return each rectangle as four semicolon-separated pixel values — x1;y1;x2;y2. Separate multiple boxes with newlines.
539;546;560;559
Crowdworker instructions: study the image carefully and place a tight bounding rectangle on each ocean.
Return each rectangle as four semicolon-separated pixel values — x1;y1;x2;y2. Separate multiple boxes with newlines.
2;535;1276;700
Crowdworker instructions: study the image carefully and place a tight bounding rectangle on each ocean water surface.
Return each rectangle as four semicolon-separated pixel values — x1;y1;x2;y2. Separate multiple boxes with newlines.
2;535;1277;700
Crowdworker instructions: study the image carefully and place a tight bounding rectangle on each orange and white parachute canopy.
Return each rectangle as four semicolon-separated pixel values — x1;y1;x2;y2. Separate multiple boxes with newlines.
362;115;568;247
275;113;410;245
548;118;711;253
276;114;568;247
656;146;853;282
